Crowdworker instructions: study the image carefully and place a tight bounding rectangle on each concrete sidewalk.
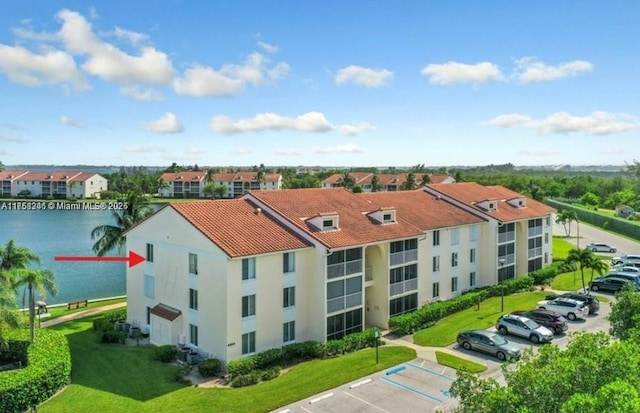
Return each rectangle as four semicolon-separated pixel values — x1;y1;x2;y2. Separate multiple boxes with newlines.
41;302;126;328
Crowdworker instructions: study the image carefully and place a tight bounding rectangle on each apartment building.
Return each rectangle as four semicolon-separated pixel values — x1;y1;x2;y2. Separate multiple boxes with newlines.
159;171;282;198
322;173;455;191
0;170;107;198
125;185;554;363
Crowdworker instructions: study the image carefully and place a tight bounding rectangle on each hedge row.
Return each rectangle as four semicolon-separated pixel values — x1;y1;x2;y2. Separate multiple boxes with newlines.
226;328;381;378
546;199;640;240
529;261;575;285
388;275;534;336
0;329;72;413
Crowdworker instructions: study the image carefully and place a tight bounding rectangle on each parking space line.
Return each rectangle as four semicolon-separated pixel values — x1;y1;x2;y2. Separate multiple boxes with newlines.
406;362;456;381
300;406;313;413
380;376;443;403
349;378;372;389
343;391;393;413
309;393;334;404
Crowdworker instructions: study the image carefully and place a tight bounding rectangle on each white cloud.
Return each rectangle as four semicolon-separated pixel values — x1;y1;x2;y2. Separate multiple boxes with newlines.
0;45;88;90
0;136;26;143
173;65;243;97
486;111;639;135
112;27;149;46
88;6;99;20
335;65;394;87
513;57;593;83
120;85;163;101
59;115;82;127
211;111;374;136
257;40;279;54
312;144;364;154
123;145;165;153
275;148;301;156
144;112;184;134
421;61;504;85
268;62;291;82
11;26;58;42
56;9;175;85
232;147;252;155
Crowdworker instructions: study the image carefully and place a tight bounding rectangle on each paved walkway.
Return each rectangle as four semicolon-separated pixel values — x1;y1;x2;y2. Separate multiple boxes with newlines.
40;302;127;328
381;333;477;364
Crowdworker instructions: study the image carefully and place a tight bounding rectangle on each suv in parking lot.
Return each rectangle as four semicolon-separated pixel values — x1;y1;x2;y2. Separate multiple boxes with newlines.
456;329;522;361
545;292;600;314
537;298;589;320
587;242;616;253
511;309;568;334
496;314;554;344
590;276;639;292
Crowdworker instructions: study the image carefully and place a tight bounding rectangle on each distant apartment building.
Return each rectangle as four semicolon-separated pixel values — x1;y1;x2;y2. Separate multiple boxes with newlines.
159;171;283;199
322;173;455;191
0;170;107;198
126;184;554;363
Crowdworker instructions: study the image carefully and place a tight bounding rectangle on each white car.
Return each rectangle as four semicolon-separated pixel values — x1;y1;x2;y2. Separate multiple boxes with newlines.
612;266;640;273
612;254;640;266
587;242;617;253
537;298;590;321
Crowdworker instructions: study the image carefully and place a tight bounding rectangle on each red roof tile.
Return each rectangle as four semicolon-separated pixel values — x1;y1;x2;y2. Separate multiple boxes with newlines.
0;170;28;180
150;303;182;321
170;199;311;258
212;172;281;183
69;173;101;182
160;172;206;181
426;183;556;222
360;190;486;230
247;188;425;249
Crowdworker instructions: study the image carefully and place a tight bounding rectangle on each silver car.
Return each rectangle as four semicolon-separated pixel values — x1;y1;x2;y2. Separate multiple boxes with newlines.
456;329;521;361
496;314;554;344
587;242;616;253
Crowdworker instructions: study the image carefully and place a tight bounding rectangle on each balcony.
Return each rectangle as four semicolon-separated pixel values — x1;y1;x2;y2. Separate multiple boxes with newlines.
390;249;418;266
327;292;362;313
528;247;543;258
498;232;515;244
327;259;363;279
528;226;543;237
365;267;373;288
389;278;418;297
499;254;515;266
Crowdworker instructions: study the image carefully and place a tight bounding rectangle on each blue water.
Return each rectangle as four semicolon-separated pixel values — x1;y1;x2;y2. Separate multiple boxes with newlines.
0;207;155;305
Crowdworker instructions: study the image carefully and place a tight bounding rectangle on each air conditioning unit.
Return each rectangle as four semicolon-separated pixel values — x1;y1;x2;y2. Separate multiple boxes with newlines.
178;334;186;346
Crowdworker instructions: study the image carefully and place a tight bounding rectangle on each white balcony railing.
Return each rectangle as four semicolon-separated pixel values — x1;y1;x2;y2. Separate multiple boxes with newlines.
327;259;363;279
365;267;373;281
528;226;543;237
389;278;418;297
390;249;418;266
327;292;362;313
498;232;515;244
528;247;543;258
499;253;516;266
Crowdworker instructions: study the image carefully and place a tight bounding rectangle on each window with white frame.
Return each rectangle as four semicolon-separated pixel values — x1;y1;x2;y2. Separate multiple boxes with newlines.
242;257;256;280
283;286;295;308
432;282;440;298
242;295;256;318
283;321;295;343
189;324;198;346
433;255;440;272
283;252;295;273
242;331;256;355
470;271;476;287
470;248;476;263
189;253;198;274
144;274;154;298
189;288;198;311
451;276;458;292
451;252;458;267
470;225;479;241
433;230;440;246
451;228;460;245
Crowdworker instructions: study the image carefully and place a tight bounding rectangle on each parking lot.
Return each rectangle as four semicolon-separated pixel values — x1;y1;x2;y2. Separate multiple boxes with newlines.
271;358;458;413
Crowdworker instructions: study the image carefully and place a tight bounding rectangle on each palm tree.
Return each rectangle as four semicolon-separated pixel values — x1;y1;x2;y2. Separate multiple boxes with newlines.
0;293;21;350
566;247;596;293
0;239;41;272
401;172;417;190
555;210;578;237
91;192;154;256
338;170;356;190
12;268;57;343
420;173;431;187
588;259;610;290
370;175;382;192
205;168;216;184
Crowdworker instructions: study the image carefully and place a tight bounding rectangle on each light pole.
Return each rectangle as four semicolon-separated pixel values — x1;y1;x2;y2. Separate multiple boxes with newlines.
499;259;506;312
373;327;380;364
576;218;580;249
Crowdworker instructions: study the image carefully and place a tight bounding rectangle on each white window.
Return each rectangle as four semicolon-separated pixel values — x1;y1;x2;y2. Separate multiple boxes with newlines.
189;288;198;311
144;274;154;298
451;252;458;268
470;272;476;287
189;253;198;275
283;252;295;273
433;230;440;246
451;228;460;245
283;287;295;308
432;282;440;298
242;295;256;318
189;324;198;346
283;321;295;343
470;225;479;242
146;243;154;263
470;248;476;263
242;257;256;280
545;216;551;226
451;277;458;292
433;256;440;272
323;219;335;229
242;331;256;355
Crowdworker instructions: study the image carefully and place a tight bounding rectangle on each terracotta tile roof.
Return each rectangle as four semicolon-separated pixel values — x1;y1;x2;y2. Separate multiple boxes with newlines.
20;171;82;181
429;174;454;184
426;183;556;222
170;199;311;258
247;188;425;249
150;303;182;321
360;190;485;230
0;170;28;180
322;172;373;185
212;172;281;183
160;172;206;182
213;173;237;182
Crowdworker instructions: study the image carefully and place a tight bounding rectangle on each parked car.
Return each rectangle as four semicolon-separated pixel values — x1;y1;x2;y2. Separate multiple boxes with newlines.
537;298;590;320
511;309;568;334
603;272;640;285
590;276;640;293
496;314;554;344
587;242;617;253
456;330;521;361
611;265;640;273
545;292;600;314
612;254;640;266
613;263;640;270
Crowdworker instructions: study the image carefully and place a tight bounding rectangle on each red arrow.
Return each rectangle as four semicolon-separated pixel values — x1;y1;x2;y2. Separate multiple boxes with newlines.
54;251;146;268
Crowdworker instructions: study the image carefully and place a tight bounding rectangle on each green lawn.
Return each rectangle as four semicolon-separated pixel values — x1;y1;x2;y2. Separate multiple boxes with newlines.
40;317;415;413
435;351;487;373
551;270;590;292
41;297;126;322
553;237;576;261
413;291;549;347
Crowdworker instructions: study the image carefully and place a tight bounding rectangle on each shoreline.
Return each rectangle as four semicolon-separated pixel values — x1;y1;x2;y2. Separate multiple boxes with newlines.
19;295;126;311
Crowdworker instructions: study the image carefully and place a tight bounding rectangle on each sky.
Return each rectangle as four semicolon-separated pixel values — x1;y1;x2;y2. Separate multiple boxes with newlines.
0;1;639;168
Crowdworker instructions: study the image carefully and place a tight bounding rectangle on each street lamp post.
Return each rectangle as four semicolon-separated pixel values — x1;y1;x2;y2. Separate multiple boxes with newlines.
373;327;380;364
499;259;506;312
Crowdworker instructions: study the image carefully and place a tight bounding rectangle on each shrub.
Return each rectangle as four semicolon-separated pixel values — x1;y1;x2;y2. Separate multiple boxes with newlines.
0;329;71;413
529;261;565;285
230;372;260;388
101;330;127;344
322;339;347;357
226;356;256;377
154;345;177;362
282;341;323;363
260;366;281;381
103;309;127;323
92;317;114;332
254;348;284;370
0;340;29;365
198;358;222;377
